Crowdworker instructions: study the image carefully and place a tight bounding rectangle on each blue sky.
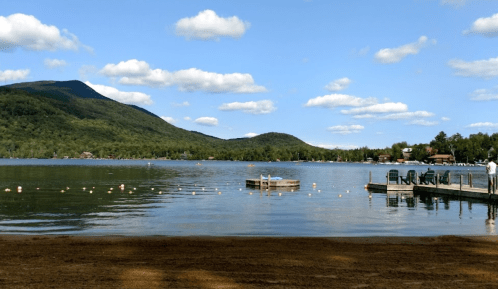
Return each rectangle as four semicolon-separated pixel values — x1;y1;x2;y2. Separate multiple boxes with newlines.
1;0;498;149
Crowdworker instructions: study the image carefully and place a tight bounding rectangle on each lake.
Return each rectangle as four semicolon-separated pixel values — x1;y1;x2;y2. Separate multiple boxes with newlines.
0;159;495;236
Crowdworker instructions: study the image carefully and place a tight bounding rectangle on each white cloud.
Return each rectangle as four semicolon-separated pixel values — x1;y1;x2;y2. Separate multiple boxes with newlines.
304;94;377;108
84;81;153;105
324;77;351;91
101;60;267;93
0;69;29;82
341;102;408;115
409;119;438;126
175;10;250;40
327;124;364;135
172;101;190;107
244;132;258;138
470;88;498;100
464;13;498;36
448;57;498;79
194;117;218;126
0;13;89;52
379;110;434;120
352;114;376;119
100;59;151;77
374;36;435;64
219;100;276;114
466;122;498;129
184;116;192;121
441;117;451;121
160;116;177;124
44;58;67;69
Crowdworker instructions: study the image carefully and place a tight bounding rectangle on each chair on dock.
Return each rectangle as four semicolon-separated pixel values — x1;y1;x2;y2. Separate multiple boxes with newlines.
439;170;450;185
422;170;436;185
388;169;399;184
400;170;417;185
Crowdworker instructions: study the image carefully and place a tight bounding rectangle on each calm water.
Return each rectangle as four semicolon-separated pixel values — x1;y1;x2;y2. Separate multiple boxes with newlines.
0;159;495;236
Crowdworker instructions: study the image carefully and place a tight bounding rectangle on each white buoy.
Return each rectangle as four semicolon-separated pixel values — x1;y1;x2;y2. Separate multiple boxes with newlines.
108;191;112;194
89;190;93;194
61;190;65;193
368;195;372;199
192;191;196;195
218;191;221;195
312;183;316;187
110;188;113;191
92;187;95;189
249;192;253;195
194;184;197;186
129;191;133;194
5;188;11;192
318;190;321;193
36;188;40;190
202;188;205;191
308;193;312;196
17;186;22;193
239;188;242;191
83;187;86;191
66;187;70;190
339;194;342;198
178;188;182;191
291;189;294;192
278;193;282;196
151;188;154;191
346;190;350;193
159;191;162;194
133;187;136;190
215;188;218;190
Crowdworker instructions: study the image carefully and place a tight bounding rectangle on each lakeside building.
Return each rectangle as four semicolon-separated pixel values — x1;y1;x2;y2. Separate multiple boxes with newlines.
428;154;455;164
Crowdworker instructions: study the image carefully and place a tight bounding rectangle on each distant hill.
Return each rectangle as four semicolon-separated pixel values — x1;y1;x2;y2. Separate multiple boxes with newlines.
0;80;332;160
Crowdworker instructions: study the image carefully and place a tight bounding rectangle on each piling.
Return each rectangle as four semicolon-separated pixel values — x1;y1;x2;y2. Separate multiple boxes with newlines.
436;174;439;189
260;174;263;188
460;175;463;191
415;172;419;185
369;171;372;184
448;172;451;185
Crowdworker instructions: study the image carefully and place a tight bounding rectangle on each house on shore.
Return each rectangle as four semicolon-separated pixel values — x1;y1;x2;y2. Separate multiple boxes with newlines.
378;154;392;163
80;152;93;159
429;154;455;164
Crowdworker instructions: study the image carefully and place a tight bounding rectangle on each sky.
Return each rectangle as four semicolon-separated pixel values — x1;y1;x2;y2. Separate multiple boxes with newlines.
1;0;498;149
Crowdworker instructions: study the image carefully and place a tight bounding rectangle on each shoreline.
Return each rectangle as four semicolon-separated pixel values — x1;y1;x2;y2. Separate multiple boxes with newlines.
2;235;498;288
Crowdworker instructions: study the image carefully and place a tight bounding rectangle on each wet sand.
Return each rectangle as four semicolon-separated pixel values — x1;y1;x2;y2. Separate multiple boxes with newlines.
1;235;498;288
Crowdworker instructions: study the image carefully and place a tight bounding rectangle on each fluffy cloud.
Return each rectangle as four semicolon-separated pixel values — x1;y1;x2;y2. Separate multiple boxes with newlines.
448;57;498;79
244;132;258;138
341;102;408;115
184;116;192;121
464;13;498;36
324;77;351;91
160;116;177;124
327;125;364;135
194;117;218;126
409;119;438;126
44;58;67;69
0;69;29;82
374;36;435;64
378;111;434;120
175;10;250;40
441;117;451;121
84;81;153;105
470;88;498;100
101;59;267;93
466;122;498;129
0;13;90;52
219;100;276;114
172;101;190;107
304;94;377;108
100;59;151;77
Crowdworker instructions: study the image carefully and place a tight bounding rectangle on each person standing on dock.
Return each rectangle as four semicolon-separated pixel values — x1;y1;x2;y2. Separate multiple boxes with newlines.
486;159;496;194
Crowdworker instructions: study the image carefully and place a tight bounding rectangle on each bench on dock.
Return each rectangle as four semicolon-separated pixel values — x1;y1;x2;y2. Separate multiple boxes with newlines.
400;170;417;185
439;170;451;185
387;169;399;184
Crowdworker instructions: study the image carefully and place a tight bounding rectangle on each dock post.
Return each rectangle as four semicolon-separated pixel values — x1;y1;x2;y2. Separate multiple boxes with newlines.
415;172;419;185
260;174;263;188
369;171;372;184
436;174;439;188
448;172;451;185
469;173;473;188
386;172;389;185
268;174;271;190
495;175;498;194
460;175;463;191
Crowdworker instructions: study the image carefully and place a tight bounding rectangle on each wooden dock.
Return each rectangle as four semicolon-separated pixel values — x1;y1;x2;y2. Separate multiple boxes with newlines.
246;176;300;188
366;183;498;201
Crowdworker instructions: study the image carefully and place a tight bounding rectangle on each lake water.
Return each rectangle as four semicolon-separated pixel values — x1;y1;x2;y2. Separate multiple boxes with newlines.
0;159;495;236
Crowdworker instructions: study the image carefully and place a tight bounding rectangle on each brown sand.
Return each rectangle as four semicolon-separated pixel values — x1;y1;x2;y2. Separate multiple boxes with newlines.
1;235;498;288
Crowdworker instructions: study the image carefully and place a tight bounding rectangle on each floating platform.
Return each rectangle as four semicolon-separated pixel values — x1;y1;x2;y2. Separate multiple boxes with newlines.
246;179;300;188
366;183;498;201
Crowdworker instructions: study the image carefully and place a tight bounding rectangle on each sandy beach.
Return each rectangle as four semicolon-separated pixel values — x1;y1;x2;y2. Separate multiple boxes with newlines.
0;235;498;288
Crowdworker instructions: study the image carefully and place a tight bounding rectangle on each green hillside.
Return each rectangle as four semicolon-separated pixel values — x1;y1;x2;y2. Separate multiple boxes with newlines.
0;80;333;161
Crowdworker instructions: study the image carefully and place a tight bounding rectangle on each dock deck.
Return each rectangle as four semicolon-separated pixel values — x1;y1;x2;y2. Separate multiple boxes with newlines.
246;179;300;188
366;183;498;201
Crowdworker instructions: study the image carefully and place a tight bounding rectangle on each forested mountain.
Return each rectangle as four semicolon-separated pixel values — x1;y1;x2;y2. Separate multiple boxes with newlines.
0;80;333;160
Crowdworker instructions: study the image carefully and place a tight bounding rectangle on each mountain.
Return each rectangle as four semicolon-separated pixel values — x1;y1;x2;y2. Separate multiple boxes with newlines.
0;80;331;160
